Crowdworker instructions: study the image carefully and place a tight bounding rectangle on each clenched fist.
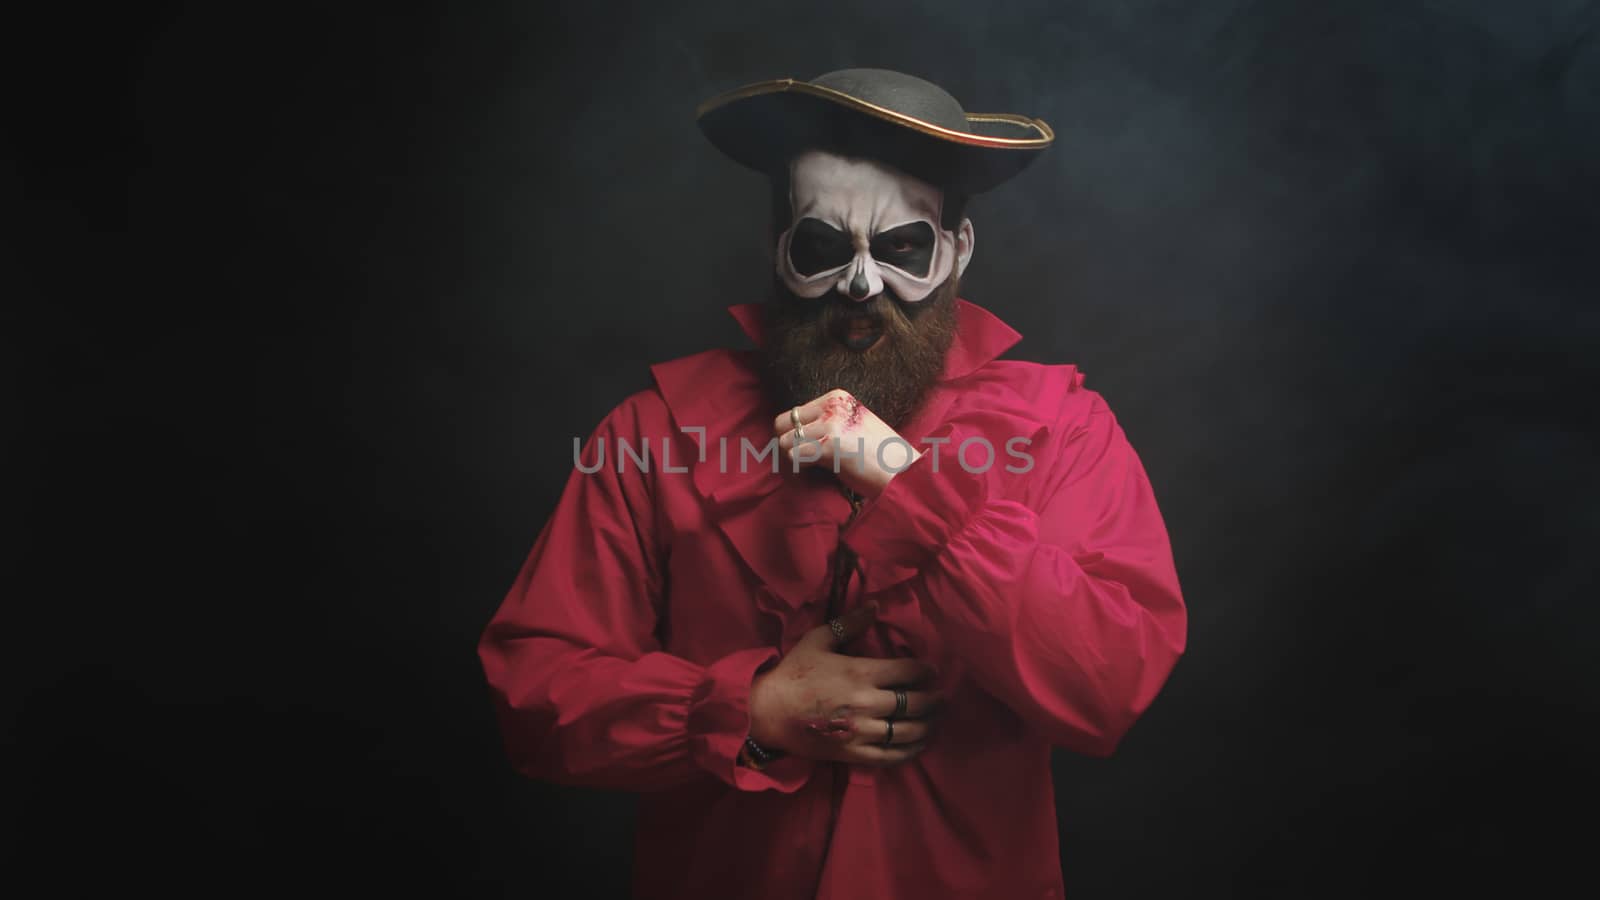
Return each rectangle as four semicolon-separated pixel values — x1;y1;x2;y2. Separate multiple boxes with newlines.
773;388;923;497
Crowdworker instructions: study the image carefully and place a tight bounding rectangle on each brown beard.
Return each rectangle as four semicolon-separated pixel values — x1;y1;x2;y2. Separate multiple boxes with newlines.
762;274;959;430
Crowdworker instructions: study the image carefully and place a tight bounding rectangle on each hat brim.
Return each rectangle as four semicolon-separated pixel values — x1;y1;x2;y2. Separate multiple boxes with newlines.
696;78;1054;195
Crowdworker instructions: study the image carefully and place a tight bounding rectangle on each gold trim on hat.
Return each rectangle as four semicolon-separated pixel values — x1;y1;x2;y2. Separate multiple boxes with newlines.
696;78;1054;149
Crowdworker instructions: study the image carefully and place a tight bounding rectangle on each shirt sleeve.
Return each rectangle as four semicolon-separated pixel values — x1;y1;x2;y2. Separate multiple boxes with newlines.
478;396;811;793
843;393;1187;757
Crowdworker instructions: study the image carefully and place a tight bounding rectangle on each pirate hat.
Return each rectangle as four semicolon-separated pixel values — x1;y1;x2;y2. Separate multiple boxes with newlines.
696;68;1053;195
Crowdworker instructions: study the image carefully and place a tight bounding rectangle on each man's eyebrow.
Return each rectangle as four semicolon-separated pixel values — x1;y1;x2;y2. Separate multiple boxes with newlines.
797;217;848;235
874;221;935;238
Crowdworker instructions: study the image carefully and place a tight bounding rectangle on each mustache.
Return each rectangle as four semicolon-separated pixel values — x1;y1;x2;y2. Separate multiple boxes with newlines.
783;288;926;340
763;273;959;429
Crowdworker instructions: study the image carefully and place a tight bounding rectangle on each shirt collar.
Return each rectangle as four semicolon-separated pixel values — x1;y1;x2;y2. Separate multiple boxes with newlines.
725;297;1022;382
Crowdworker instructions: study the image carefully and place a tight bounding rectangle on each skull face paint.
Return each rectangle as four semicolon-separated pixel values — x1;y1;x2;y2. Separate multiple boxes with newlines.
777;151;967;304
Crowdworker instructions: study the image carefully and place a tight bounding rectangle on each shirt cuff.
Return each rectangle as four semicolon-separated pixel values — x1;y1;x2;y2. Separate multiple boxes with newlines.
843;447;989;569
686;647;811;792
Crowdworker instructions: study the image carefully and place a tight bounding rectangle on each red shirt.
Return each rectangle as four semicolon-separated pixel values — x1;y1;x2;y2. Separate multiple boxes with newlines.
479;299;1187;899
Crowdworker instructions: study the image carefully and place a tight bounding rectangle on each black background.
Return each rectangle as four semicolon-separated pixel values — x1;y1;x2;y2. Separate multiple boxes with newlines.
9;1;1598;896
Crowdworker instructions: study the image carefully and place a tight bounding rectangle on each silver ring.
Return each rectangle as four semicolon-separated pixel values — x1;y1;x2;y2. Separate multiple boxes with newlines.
828;618;846;640
795;419;807;442
883;719;895;747
891;689;908;720
790;407;803;433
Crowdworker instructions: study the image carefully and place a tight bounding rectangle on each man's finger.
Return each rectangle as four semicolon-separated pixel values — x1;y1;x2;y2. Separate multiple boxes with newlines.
795;389;856;426
826;604;878;648
771;411;807;436
859;716;932;746
863;688;943;720
864;656;938;688
847;740;928;768
778;427;826;454
771;393;838;436
796;604;876;650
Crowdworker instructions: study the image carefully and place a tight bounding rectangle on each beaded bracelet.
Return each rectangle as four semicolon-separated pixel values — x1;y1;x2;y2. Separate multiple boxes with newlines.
740;735;779;770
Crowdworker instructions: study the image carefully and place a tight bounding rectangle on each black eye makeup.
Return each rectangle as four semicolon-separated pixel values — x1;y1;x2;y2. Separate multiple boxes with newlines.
869;221;935;277
788;218;854;276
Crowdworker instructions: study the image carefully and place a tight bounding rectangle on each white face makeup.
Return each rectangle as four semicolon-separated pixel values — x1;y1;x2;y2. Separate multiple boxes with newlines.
777;150;974;304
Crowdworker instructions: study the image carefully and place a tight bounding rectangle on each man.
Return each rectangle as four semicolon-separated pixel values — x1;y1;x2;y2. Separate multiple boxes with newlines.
479;69;1187;899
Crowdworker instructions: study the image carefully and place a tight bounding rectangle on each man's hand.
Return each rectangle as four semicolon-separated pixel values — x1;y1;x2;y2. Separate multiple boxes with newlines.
773;389;922;497
748;606;944;767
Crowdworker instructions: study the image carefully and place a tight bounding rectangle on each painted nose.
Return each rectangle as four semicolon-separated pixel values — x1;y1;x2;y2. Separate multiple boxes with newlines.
848;269;870;300
838;255;884;301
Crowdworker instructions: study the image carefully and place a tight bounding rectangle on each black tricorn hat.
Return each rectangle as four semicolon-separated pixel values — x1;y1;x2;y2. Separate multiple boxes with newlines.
696;68;1053;196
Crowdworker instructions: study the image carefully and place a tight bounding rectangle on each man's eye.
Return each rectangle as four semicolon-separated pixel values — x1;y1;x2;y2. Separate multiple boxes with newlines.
789;218;852;276
869;222;935;277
